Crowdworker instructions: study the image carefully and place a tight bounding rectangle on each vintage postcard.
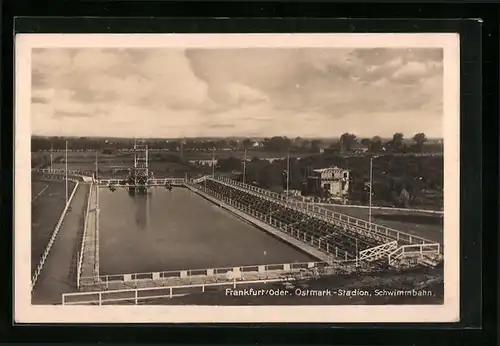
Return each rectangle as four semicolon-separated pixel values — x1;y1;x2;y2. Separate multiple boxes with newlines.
15;33;460;323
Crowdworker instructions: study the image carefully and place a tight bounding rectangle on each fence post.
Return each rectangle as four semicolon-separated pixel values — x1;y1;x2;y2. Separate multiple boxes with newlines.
76;251;80;290
135;290;138;304
99;292;102;305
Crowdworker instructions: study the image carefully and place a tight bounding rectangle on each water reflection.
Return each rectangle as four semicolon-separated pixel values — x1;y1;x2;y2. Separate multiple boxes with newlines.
133;192;151;230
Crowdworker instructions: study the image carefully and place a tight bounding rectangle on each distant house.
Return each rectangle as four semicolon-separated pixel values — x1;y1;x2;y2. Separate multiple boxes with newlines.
307;166;350;198
350;143;369;153
252;140;264;148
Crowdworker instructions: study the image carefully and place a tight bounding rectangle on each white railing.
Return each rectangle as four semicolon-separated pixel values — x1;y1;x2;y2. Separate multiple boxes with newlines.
210;176;438;248
358;241;398;262
78;255;370;292
310;203;444;215
192;176;208;184
77;259;372;294
388;243;441;266
76;182;93;289
98;178;185;186
32;168;94;177
63;278;287;305
31;179;80;291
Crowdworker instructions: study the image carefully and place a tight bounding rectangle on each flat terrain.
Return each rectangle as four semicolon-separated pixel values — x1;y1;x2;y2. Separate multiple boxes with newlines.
31;179;76;275
32;183;90;304
323;205;443;244
32;181;49;202
99;187;317;276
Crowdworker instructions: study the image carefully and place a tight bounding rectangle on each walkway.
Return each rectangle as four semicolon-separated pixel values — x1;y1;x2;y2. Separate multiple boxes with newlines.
79;184;98;287
31;183;90;304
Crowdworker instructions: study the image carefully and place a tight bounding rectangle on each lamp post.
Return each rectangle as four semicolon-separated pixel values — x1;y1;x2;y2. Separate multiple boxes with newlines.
65;140;68;203
50;142;53;171
369;157;373;226
368;155;380;229
242;148;247;184
355;238;359;267
286;150;290;200
212;147;216;177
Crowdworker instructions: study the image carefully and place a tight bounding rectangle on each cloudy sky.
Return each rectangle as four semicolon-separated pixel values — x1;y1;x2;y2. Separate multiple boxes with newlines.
31;47;443;138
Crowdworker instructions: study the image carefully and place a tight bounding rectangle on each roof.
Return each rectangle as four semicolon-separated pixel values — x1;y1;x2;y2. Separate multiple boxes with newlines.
312;166;345;173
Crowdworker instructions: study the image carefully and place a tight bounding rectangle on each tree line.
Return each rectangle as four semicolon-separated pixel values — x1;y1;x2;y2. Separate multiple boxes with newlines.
31;132;441;154
214;154;443;209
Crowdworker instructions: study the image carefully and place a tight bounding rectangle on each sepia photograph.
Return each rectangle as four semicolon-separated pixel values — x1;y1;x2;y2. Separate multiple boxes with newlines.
15;33;460;323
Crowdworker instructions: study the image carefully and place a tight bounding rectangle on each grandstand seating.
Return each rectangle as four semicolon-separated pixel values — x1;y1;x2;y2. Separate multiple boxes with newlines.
196;179;383;260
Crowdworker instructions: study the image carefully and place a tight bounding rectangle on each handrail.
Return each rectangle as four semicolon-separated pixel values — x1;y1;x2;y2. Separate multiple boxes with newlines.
358;241;398;261
388;243;441;266
31;178;80;291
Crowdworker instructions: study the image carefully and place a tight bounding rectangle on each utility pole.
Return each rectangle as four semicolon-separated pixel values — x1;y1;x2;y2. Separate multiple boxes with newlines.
212;147;216;177
242;148;247;184
355;238;359;267
50;142;53;170
286;150;290;200
95;151;100;224
369;157;373;229
95;150;99;182
65;140;68;203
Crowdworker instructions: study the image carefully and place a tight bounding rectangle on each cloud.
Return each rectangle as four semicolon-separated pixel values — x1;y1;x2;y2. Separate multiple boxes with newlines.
30;47;443;138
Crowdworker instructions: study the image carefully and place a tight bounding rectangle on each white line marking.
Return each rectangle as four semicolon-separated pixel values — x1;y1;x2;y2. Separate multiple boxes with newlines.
32;184;49;203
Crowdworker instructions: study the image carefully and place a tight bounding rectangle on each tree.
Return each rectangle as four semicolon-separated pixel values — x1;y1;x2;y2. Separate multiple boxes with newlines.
242;139;253;150
412;133;428;153
360;138;372;148
216;157;242;172
301;139;311;151
392;133;404;152
263;136;293;152
310;139;323;153
340;133;357;152
370;136;382;153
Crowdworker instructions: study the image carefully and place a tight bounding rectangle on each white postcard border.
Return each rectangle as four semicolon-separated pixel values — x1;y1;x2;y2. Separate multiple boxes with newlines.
15;33;460;323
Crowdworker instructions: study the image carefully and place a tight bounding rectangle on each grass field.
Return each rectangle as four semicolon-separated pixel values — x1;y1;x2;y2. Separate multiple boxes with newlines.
31;179;76;275
98;187;317;276
323;205;443;243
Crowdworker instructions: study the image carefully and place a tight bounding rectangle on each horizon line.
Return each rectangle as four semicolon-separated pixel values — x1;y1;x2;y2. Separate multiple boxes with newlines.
31;134;444;140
